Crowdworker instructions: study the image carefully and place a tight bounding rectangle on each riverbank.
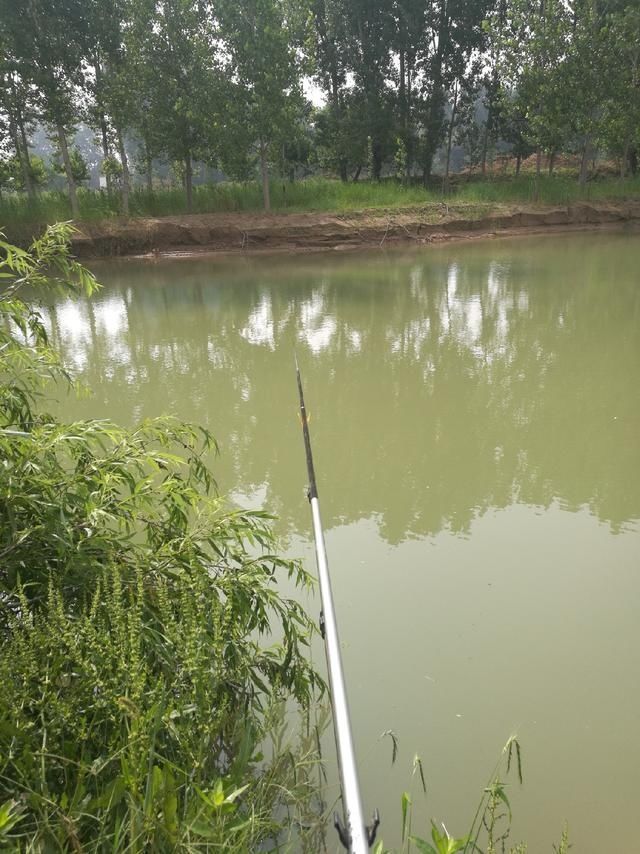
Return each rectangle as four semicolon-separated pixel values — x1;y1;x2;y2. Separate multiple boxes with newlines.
35;199;640;258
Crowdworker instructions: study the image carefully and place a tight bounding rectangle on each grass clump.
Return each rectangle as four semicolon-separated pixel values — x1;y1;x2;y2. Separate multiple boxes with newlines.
0;224;323;850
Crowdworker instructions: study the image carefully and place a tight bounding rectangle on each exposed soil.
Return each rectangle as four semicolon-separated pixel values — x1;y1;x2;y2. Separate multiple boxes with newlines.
48;200;640;259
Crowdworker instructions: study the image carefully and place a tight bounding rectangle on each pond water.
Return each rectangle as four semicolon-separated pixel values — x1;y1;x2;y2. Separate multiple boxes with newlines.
45;231;639;852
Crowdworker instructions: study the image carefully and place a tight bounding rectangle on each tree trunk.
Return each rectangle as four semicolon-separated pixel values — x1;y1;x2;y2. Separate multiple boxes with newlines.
259;142;270;211
100;114;113;193
399;48;408;183
629;146;638;176
399;47;406;126
620;137;629;178
579;137;593;185
406;57;414;180
548;150;556;176
443;83;458;194
146;152;153;192
422;89;443;186
16;113;35;200
516;153;522;175
93;59;112;193
330;70;348;183
423;4;449;185
536;149;542;176
481;98;493;176
372;140;382;181
8;120;29;199
352;164;362;182
56;123;80;219
116;126;130;217
185;151;193;212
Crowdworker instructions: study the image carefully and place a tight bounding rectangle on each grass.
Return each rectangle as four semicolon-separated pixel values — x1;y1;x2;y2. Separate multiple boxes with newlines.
1;174;639;231
453;172;640;205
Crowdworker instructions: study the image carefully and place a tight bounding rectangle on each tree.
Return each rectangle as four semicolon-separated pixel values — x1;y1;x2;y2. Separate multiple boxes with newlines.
123;0;220;212
312;93;368;180
85;0;124;195
342;0;396;180
501;0;572;177
391;0;427;180
495;89;534;174
417;0;490;184
0;152;46;196
443;74;482;186
0;55;40;201
219;0;307;209
310;0;351;180
0;0;94;218
53;145;90;185
455;85;485;169
595;4;640;177
561;0;609;183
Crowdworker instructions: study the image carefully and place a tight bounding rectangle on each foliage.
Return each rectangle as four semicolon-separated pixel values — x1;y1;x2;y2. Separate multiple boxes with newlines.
0;154;47;194
217;0;308;209
52;146;90;184
2;0;640;209
0;224;323;849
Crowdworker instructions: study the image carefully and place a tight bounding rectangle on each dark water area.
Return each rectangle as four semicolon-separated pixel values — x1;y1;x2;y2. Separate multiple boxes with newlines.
44;232;640;851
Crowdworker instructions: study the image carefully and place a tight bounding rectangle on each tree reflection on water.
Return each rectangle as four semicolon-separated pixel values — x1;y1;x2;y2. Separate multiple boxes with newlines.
45;232;640;543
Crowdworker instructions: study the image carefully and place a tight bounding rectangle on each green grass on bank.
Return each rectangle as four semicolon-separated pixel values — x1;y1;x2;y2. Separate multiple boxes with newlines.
1;174;639;230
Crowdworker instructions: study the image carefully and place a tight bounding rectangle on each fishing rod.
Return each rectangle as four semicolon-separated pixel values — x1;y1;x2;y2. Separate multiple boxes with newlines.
295;357;379;853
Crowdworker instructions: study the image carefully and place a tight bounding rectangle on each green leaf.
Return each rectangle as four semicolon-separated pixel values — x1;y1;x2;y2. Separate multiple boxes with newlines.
493;784;512;821
0;799;26;834
409;836;438;854
213;778;225;807
401;791;411;841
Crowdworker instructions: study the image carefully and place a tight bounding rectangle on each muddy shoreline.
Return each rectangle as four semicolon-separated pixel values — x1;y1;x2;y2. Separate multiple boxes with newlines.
49;200;640;258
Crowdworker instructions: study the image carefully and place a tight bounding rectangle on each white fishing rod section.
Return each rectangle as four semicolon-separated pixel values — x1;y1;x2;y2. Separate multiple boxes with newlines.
295;357;379;853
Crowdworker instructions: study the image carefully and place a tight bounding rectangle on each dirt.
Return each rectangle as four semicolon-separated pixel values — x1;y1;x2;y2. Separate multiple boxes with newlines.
46;200;640;259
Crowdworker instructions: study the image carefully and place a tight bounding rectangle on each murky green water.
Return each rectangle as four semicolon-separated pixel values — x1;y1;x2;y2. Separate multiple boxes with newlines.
45;232;639;852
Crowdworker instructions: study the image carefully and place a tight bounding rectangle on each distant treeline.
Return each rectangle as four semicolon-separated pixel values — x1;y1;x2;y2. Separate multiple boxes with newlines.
0;0;638;214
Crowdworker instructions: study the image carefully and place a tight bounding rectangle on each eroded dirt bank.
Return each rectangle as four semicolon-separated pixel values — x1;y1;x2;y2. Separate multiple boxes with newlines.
65;200;640;258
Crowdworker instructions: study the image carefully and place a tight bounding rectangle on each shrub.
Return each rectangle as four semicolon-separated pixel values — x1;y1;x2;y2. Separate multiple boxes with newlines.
0;224;321;850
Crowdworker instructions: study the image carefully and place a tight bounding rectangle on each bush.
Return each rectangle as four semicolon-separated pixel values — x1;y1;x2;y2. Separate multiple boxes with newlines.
0;224;322;850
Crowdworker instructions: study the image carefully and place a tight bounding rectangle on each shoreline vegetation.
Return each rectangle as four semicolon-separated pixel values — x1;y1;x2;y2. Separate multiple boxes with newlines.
0;225;324;851
2;175;640;259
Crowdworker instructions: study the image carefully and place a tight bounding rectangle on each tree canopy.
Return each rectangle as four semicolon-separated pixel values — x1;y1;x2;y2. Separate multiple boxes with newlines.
0;0;638;212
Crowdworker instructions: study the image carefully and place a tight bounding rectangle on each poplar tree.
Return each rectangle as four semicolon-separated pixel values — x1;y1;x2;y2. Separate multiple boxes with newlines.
0;61;39;202
310;0;351;180
130;0;219;212
219;0;306;209
601;6;640;176
0;0;92;218
417;0;489;183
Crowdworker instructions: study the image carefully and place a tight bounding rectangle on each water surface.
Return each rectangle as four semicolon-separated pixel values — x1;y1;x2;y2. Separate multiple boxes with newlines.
46;232;640;851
